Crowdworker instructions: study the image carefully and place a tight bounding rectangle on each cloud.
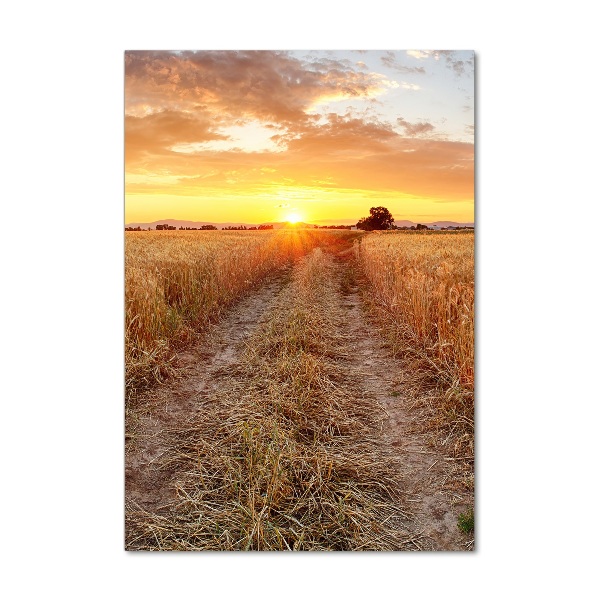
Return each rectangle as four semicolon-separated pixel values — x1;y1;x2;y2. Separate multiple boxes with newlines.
125;110;226;163
381;51;426;74
434;51;474;76
126;113;472;205
345;138;473;199
274;114;399;155
397;118;435;137
406;50;434;60
405;50;474;77
125;50;406;172
125;51;393;125
399;82;421;91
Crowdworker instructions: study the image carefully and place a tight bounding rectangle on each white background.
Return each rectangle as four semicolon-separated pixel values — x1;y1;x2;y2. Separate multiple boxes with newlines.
1;2;598;598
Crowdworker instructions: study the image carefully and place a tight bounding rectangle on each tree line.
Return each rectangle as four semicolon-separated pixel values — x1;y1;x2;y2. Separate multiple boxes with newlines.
125;224;275;231
222;224;274;230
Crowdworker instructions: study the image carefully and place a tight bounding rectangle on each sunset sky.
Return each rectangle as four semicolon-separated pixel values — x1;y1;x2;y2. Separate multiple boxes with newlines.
125;50;474;225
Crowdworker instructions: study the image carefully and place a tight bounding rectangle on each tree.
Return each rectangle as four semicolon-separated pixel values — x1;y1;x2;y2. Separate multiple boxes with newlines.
356;206;394;231
356;216;373;231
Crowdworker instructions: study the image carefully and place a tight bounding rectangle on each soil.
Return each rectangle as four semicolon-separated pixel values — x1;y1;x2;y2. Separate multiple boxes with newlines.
125;254;473;550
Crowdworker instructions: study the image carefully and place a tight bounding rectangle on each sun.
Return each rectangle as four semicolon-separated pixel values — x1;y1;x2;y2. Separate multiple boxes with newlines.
286;212;302;224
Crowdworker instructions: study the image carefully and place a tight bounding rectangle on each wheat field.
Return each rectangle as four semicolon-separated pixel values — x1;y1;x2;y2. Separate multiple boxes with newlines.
125;228;475;549
356;230;474;456
357;231;474;389
126;229;474;404
125;229;357;399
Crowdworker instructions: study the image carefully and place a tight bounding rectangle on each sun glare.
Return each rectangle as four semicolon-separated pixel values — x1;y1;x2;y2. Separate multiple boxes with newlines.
286;213;302;224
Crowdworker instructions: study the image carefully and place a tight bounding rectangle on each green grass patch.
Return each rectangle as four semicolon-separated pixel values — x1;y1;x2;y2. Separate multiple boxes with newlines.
457;508;474;534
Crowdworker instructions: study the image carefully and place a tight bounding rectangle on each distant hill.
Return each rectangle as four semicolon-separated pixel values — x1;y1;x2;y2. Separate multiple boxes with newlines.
125;219;259;229
428;220;475;228
394;220;474;229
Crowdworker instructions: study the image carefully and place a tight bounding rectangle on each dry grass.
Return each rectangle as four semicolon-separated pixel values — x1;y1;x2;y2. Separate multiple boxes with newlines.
125;229;356;400
126;247;416;551
356;231;474;462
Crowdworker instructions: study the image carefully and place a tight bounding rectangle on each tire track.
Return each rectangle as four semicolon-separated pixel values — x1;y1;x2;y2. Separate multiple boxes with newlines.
337;253;472;550
125;267;291;516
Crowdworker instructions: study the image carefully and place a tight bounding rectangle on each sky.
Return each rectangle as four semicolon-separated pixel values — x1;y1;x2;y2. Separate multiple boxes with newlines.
125;50;474;225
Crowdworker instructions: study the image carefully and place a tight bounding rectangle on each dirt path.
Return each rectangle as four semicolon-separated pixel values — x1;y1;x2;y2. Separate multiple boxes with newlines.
125;267;291;514
126;251;472;550
337;254;471;550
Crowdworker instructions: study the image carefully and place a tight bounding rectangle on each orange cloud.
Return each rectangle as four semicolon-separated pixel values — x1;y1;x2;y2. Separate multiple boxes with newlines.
125;110;225;164
125;51;390;124
396;117;435;137
126;116;472;204
273;114;398;154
